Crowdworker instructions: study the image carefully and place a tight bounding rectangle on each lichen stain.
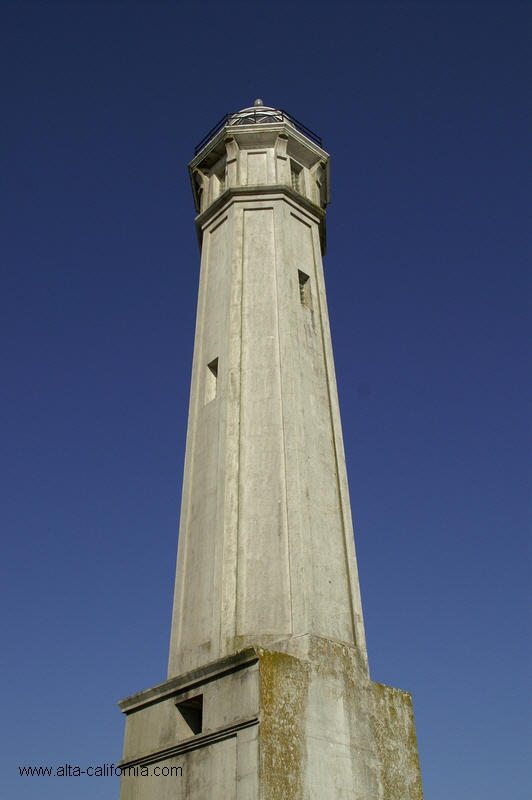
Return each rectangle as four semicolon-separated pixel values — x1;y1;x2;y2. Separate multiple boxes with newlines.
371;682;424;800
258;649;310;800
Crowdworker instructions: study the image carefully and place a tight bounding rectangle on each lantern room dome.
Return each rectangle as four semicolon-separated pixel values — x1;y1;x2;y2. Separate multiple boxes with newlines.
192;102;323;157
228;99;287;127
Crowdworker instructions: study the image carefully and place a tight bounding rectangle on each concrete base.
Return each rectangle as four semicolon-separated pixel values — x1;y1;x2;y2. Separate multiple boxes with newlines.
118;638;423;799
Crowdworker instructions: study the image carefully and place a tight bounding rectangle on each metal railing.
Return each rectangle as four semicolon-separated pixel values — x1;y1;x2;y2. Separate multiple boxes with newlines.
194;109;323;155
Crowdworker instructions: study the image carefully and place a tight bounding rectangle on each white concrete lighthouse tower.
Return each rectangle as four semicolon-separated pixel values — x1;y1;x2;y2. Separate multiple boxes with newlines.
117;101;424;800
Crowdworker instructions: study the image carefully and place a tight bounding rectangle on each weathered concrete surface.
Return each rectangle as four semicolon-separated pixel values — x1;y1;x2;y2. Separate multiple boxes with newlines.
118;644;423;799
168;115;366;679
371;682;424;800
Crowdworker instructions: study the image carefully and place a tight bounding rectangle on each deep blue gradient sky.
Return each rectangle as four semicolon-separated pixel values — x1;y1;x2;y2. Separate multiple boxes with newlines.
1;2;530;798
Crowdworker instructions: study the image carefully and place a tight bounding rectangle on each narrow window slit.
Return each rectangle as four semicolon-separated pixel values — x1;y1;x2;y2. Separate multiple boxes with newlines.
298;271;311;308
204;358;218;404
290;160;302;193
176;695;203;735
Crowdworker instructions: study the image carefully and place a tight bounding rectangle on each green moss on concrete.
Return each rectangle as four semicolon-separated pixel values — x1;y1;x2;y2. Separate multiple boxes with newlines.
258;649;310;800
371;682;424;800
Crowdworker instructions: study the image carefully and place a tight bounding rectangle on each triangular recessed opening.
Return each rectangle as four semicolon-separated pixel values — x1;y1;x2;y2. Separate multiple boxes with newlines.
176;694;203;735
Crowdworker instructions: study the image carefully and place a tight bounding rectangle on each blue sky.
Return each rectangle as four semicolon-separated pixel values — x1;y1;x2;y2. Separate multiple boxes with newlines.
1;1;530;798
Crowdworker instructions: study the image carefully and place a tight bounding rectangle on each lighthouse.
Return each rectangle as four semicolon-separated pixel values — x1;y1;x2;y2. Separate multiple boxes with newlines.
117;100;424;800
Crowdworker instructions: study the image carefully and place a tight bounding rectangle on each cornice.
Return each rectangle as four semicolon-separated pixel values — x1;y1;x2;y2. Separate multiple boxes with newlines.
118;647;259;714
194;184;327;255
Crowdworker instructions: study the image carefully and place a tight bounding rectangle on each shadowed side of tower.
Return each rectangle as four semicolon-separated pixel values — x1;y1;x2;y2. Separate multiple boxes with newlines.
117;101;424;800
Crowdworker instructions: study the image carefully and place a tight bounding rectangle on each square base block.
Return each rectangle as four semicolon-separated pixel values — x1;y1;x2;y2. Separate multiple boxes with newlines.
118;637;423;800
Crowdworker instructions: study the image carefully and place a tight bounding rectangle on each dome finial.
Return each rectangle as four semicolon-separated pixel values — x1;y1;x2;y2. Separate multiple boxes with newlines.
254;98;264;107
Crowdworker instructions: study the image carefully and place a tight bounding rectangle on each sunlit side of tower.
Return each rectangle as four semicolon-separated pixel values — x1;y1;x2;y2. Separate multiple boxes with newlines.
117;101;424;800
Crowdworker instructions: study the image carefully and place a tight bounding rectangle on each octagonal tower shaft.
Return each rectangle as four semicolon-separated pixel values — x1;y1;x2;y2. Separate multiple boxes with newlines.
168;115;367;678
